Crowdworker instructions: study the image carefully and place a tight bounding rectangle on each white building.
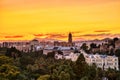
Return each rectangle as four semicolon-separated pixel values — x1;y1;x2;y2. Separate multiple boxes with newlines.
13;44;31;52
81;50;119;70
55;49;119;70
55;52;79;61
55;53;63;59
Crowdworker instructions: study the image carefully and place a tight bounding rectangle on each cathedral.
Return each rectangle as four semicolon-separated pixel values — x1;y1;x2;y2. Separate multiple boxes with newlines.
68;32;72;43
54;33;74;47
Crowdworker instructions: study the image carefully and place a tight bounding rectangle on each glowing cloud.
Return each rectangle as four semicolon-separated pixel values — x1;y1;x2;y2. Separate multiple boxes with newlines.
4;35;24;38
94;30;110;33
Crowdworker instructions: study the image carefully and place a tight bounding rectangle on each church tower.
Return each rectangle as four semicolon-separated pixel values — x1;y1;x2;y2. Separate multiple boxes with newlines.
68;32;72;43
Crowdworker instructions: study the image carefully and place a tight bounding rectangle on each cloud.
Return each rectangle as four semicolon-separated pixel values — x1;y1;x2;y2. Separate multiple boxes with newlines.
4;35;24;38
94;30;110;33
33;31;82;39
80;33;111;37
33;34;44;37
47;34;67;39
33;33;120;41
1;33;120;41
33;33;67;39
110;34;120;37
79;33;120;40
74;37;85;41
71;31;82;34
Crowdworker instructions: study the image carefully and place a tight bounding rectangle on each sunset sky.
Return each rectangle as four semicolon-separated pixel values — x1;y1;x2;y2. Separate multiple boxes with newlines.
0;0;120;41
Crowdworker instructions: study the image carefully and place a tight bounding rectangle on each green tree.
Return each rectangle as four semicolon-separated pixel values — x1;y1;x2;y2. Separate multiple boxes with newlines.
115;49;120;68
94;68;103;80
0;64;20;79
50;62;75;80
80;76;89;80
87;65;96;80
115;49;120;57
73;54;87;79
37;75;50;80
90;43;97;48
0;55;13;66
80;43;88;52
47;51;56;58
0;55;20;80
59;71;70;80
19;56;34;68
113;37;119;43
5;47;21;59
106;68;117;80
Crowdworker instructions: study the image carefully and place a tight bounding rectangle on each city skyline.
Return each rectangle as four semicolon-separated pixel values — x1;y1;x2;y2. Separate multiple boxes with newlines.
0;0;120;41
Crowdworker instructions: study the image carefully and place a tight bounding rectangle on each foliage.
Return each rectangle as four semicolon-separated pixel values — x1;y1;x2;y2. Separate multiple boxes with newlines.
50;63;75;80
115;49;120;57
0;64;20;79
37;75;50;80
0;47;120;80
80;43;88;52
90;43;97;48
0;55;20;80
0;55;13;66
5;47;22;59
73;54;88;80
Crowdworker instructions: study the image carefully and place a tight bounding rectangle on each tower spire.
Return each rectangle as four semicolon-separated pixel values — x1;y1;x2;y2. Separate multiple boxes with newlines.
68;32;72;43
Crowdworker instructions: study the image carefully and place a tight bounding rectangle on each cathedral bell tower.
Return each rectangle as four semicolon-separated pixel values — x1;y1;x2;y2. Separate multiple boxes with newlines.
68;32;72;43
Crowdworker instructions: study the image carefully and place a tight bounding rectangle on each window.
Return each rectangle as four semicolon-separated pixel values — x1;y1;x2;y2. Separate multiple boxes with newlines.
107;63;113;65
115;63;117;65
115;59;117;61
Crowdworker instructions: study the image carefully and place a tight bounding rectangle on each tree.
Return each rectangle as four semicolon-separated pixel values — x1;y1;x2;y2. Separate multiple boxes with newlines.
115;49;120;68
95;68;103;80
76;54;85;64
115;49;120;57
80;76;89;80
106;68;117;80
87;65;97;80
37;75;50;80
113;37;119;48
0;55;13;66
80;43;88;51
49;63;75;80
5;47;21;59
0;55;20;80
57;50;63;55
74;54;87;79
19;56;34;68
108;40;115;48
59;71;70;80
90;43;97;48
113;37;119;43
0;64;20;80
47;51;56;58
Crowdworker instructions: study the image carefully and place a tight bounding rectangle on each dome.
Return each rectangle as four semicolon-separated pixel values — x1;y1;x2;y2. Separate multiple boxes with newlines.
32;39;39;42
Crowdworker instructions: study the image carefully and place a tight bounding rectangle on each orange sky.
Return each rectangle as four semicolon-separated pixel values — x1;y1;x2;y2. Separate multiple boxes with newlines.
0;0;120;41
